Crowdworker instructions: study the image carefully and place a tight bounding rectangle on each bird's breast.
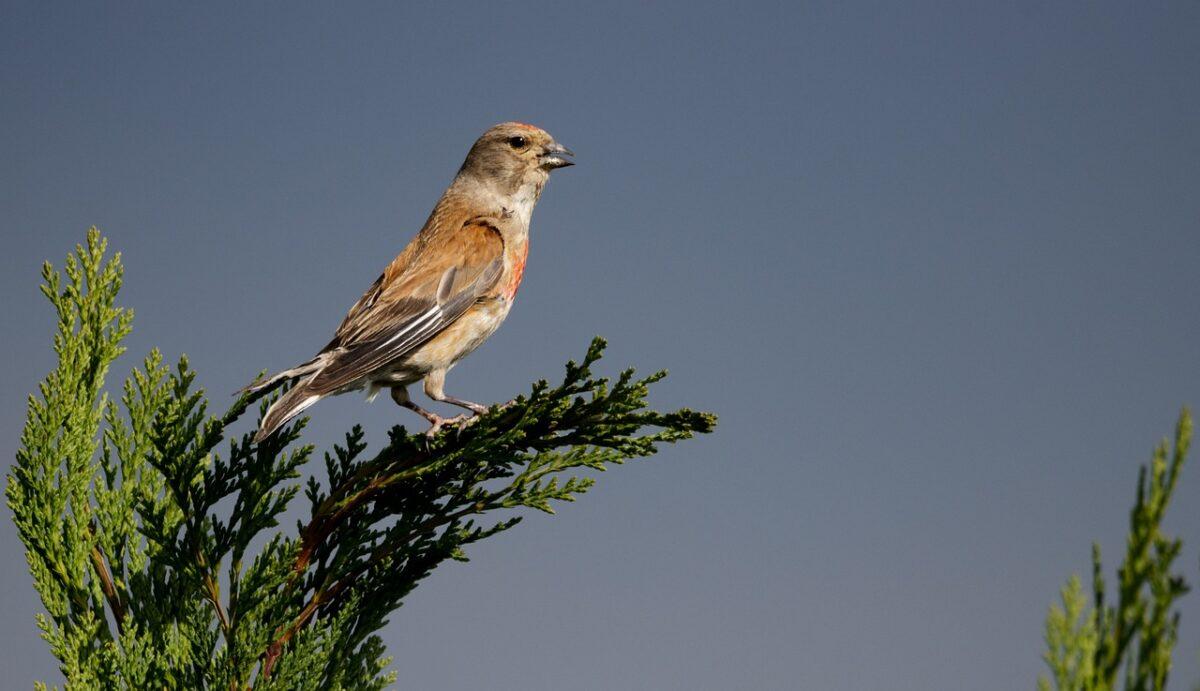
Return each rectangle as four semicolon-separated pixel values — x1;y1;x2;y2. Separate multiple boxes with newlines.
501;241;530;301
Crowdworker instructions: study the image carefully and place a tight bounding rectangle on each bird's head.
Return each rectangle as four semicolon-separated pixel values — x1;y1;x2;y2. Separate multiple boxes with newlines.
458;122;574;196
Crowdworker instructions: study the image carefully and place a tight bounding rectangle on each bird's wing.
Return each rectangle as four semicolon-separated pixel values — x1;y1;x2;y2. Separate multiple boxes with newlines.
307;219;505;395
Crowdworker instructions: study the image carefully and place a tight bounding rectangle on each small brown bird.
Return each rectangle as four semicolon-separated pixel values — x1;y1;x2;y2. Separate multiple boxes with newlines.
245;122;574;441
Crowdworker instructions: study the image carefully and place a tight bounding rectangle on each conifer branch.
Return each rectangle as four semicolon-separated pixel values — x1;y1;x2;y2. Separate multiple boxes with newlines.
87;540;126;632
7;229;716;689
257;336;714;680
1039;409;1192;691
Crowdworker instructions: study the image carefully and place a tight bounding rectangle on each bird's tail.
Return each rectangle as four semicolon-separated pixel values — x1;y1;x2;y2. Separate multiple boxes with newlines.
239;356;323;396
254;380;324;443
240;356;327;443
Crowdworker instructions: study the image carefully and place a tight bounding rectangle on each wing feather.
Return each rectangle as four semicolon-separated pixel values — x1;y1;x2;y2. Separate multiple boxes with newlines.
305;220;504;395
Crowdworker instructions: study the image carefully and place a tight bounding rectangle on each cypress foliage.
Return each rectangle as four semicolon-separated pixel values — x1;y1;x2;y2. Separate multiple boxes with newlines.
7;228;716;689
1039;410;1192;691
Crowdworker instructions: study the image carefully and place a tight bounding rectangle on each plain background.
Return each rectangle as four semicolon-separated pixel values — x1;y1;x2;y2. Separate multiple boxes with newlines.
3;2;1199;689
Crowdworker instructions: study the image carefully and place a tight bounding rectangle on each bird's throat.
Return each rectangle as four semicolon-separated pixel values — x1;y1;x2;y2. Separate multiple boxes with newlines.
451;168;544;230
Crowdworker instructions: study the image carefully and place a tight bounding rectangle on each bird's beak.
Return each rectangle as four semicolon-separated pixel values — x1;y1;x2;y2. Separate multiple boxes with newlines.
540;141;575;169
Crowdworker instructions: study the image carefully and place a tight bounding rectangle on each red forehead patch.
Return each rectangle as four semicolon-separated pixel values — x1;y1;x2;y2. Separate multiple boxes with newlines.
511;122;540;131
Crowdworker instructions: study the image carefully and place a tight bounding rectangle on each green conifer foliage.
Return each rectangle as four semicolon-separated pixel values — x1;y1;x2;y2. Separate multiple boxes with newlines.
1039;410;1192;691
7;229;716;689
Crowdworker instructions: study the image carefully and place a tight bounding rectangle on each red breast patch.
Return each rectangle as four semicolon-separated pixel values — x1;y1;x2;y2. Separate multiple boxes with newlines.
502;244;530;300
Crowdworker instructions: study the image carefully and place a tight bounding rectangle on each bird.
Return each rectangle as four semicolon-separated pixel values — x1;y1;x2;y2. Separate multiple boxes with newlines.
244;122;574;442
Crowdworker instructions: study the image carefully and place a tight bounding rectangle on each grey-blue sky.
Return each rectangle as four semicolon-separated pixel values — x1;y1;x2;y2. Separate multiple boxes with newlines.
3;2;1199;688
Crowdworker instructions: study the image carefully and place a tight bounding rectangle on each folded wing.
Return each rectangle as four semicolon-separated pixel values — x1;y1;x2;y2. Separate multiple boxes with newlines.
253;217;507;443
308;219;505;395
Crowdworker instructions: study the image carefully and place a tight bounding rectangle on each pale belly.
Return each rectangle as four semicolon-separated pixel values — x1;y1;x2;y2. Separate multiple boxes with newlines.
374;297;513;384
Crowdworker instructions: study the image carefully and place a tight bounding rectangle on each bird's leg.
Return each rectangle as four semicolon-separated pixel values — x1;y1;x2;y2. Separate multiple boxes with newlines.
390;385;467;438
423;370;490;416
438;394;490;415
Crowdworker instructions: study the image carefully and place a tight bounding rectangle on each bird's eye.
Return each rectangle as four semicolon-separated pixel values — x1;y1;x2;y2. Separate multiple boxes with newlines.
507;136;527;149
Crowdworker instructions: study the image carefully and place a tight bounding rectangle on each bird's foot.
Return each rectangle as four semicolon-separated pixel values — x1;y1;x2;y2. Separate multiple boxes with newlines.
425;413;472;439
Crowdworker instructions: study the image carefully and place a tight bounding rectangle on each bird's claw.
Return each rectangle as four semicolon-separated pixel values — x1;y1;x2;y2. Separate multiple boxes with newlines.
424;413;471;440
421;400;510;446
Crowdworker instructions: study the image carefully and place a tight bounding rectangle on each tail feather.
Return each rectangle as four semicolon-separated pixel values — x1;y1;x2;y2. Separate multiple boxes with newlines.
239;357;324;396
254;381;324;443
245;356;331;443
